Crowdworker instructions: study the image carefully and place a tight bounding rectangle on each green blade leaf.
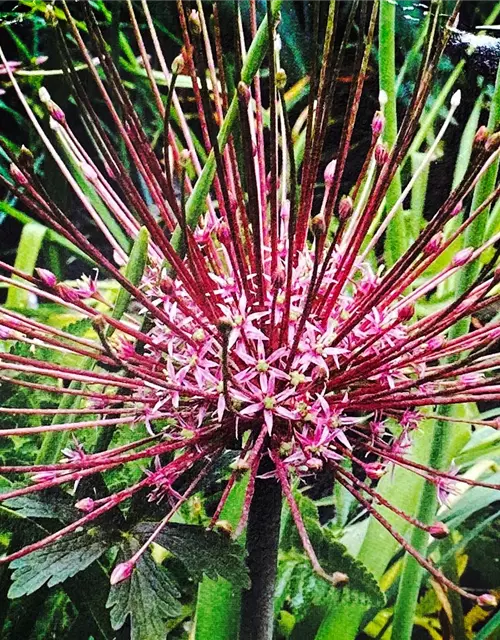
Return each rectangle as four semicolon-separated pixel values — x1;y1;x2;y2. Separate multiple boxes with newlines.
107;226;149;337
6;221;46;309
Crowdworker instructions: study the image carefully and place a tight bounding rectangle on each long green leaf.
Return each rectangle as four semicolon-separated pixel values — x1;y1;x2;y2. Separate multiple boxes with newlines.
6;221;46;308
107;226;149;337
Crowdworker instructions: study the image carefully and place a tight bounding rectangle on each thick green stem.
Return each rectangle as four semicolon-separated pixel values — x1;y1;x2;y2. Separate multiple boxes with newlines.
379;0;403;267
392;58;500;640
239;459;282;640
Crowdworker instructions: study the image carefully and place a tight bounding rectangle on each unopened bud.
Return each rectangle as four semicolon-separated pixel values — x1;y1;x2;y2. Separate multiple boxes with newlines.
229;457;250;472
44;5;58;26
452;247;473;267
216;221;231;244
189;10;201;35
473;125;489;150
423;232;443;256
214;520;233;536
450;200;463;217
338;195;353;221
75;497;95;512
179;149;191;168
110;561;134;585
36;268;57;288
477;593;497;609
379;89;388;107
324;159;337;186
18;145;34;170
398;303;414;322
428;522;449;539
371;111;384;138
9;163;28;186
364;462;387;479
374;143;389;166
276;68;287;90
450;89;461;108
217;317;233;334
310;213;326;237
486;131;500;153
171;53;185;76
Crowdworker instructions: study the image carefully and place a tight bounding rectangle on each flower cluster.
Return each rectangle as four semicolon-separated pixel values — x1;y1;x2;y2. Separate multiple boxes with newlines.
0;1;499;606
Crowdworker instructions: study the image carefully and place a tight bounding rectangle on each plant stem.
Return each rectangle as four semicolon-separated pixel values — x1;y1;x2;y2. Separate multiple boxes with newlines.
392;56;500;640
239;458;282;640
379;0;403;267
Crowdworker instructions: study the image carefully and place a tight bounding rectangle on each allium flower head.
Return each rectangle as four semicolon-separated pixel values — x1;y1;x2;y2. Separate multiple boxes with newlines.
0;0;499;612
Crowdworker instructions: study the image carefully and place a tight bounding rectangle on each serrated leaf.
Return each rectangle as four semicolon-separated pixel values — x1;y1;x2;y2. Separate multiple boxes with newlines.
106;537;182;640
134;522;250;589
280;493;384;612
3;488;78;522
8;527;109;598
62;318;94;337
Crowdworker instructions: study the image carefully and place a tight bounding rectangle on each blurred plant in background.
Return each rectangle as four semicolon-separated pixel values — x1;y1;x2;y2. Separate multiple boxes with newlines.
0;2;500;640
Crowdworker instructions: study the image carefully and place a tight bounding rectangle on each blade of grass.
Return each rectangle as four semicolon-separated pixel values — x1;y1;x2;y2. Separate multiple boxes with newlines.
6;221;46;308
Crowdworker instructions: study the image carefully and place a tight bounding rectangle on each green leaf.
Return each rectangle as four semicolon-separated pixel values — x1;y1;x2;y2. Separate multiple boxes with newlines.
62;318;94;338
107;226;149;337
442;471;500;531
194;474;249;640
106;537;182;640
281;493;384;618
134;522;250;589
8;527;109;598
4;489;79;522
6;221;47;309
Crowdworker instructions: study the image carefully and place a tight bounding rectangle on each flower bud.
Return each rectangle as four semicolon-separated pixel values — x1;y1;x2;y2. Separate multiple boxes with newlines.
214;520;233;536
110;561;134;585
450;200;463;217
428;522;449;539
272;263;285;290
81;161;98;182
423;232;443;256
171;53;185;76
338;195;353;221
473;125;489;150
276;68;287;90
44;5;58;26
18;145;34;171
189;10;202;35
398;303;414;322
324;159;337;186
217;317;233;334
374;143;389;166
36;268;57;288
477;593;497;609
75;497;95;512
179;149;191;168
216;221;231;244
452;247;473;267
371;111;384;138
310;213;326;237
364;461;387;479
486;131;500;153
